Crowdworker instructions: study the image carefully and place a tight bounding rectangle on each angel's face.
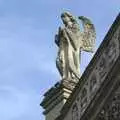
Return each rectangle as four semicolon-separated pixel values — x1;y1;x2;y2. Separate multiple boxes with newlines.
62;15;70;22
61;14;72;28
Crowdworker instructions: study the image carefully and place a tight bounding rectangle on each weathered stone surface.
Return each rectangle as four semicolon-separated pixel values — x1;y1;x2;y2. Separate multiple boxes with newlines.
41;13;120;120
55;13;120;120
96;87;120;120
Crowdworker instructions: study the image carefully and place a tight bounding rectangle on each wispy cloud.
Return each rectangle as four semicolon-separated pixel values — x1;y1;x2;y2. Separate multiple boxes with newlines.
0;85;43;120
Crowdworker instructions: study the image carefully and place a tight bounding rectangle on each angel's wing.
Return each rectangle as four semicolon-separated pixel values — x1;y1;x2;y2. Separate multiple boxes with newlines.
79;16;96;52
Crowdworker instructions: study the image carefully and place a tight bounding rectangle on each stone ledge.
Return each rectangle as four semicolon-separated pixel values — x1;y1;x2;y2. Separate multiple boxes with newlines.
40;78;78;115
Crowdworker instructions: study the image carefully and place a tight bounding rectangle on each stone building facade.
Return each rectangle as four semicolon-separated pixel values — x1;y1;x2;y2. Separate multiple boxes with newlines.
41;13;120;120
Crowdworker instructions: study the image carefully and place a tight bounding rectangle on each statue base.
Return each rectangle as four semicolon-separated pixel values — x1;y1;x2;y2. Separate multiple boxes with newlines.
40;78;78;120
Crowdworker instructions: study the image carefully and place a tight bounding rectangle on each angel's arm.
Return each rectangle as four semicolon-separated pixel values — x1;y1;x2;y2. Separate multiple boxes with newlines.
64;28;78;50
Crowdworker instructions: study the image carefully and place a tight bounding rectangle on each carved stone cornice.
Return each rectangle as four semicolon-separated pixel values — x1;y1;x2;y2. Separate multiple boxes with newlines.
40;79;78;115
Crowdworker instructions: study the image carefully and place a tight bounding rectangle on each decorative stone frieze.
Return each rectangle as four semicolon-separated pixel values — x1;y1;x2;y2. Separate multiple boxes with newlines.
96;85;120;120
72;103;79;120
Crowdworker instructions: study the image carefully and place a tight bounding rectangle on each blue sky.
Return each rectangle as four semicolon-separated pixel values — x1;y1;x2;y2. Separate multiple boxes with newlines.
0;0;119;120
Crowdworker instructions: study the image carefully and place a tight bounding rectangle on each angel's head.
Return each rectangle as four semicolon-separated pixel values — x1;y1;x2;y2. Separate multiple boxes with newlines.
61;12;79;29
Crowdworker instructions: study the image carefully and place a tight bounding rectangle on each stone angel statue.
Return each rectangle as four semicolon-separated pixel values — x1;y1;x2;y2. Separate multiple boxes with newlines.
55;12;96;80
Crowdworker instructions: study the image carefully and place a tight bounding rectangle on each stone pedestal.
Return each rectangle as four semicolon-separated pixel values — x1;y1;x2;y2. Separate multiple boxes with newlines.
40;79;78;120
